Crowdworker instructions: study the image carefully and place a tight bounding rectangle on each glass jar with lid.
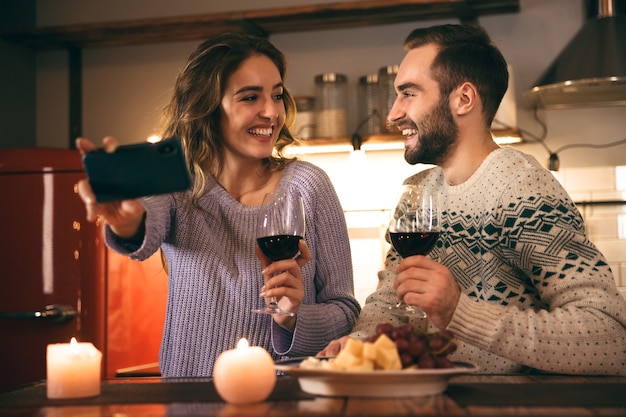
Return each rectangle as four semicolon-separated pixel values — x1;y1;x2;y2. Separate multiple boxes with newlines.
378;65;399;133
314;73;348;138
293;96;316;140
357;73;381;137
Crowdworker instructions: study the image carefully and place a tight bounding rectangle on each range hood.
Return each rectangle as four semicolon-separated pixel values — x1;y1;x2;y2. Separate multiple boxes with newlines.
525;0;626;109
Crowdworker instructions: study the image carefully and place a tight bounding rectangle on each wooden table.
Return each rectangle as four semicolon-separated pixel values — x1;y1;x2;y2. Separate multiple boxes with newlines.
1;373;624;416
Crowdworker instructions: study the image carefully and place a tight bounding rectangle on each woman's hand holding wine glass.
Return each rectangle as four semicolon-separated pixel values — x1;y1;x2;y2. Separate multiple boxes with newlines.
388;184;441;318
254;187;308;319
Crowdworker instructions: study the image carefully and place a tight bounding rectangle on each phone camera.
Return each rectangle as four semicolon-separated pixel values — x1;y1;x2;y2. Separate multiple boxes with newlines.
160;144;174;154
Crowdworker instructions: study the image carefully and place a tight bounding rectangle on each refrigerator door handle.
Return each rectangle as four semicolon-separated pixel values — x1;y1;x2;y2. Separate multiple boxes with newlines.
0;304;77;324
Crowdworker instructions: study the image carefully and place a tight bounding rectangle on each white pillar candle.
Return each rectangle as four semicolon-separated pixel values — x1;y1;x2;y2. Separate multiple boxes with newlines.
46;337;103;399
213;338;277;404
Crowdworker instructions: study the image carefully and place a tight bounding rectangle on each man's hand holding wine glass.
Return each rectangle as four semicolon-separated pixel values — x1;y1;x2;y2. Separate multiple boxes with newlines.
393;254;460;330
388;184;461;329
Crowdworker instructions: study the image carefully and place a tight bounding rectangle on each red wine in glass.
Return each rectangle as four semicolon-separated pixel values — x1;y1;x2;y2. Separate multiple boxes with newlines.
257;234;303;262
389;231;439;258
388;185;440;318
253;188;305;316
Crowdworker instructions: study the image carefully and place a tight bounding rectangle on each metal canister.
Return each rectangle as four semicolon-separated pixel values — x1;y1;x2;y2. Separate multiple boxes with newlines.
378;65;399;133
358;73;381;136
293;96;316;140
314;73;348;138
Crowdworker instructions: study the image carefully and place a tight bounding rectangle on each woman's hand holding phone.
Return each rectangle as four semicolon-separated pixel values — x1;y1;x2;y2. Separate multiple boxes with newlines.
76;137;147;239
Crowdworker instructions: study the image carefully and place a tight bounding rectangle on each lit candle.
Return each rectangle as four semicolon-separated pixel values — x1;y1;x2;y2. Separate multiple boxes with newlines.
46;337;102;399
213;338;277;404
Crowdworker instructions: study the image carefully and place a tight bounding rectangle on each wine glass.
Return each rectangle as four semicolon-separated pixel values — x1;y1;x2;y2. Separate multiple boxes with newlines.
388;184;441;318
252;187;305;316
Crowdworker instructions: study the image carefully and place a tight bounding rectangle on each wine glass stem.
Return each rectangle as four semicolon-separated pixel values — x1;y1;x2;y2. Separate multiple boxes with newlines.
268;296;279;306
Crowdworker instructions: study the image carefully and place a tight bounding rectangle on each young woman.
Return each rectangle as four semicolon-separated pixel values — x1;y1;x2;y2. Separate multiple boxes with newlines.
77;32;360;377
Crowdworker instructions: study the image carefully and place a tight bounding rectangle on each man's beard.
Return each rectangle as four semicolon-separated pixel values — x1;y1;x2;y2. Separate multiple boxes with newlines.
404;97;458;166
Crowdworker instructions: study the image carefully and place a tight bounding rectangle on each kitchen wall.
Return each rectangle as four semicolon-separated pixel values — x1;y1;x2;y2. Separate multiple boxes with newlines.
556;166;626;299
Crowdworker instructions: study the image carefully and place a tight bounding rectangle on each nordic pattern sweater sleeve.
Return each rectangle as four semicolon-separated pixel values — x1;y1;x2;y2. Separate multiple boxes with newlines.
353;147;626;375
105;160;360;376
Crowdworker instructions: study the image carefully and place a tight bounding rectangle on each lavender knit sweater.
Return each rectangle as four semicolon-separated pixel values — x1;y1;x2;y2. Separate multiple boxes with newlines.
106;160;360;377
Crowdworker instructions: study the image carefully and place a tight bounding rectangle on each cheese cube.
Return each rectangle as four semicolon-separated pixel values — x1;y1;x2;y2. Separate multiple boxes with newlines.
373;334;402;370
362;342;377;361
334;338;364;368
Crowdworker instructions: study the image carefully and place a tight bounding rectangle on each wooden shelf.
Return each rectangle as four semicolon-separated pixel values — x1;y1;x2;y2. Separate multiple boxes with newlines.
0;0;519;50
296;133;400;146
283;133;406;154
290;128;522;151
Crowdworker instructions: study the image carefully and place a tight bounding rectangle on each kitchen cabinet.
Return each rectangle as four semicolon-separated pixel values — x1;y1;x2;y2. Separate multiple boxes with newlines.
1;1;520;49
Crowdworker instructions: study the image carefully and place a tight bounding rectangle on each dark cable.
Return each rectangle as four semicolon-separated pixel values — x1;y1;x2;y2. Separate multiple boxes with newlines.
495;108;625;171
350;110;381;150
553;138;626;154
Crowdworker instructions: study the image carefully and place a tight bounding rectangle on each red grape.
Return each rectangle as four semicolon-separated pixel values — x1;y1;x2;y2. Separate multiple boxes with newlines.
400;353;414;368
418;353;435;369
367;322;458;369
375;322;394;337
395;338;409;353
434;357;455;369
365;334;378;343
408;339;426;357
428;335;445;351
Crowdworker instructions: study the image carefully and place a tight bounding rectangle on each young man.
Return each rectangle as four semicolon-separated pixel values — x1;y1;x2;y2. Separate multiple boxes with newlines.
321;24;626;375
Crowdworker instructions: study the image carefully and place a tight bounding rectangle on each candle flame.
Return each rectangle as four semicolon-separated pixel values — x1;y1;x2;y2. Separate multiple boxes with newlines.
236;338;249;349
70;337;79;354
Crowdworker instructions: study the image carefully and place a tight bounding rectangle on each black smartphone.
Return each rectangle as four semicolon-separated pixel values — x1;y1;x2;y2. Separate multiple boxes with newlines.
82;138;192;202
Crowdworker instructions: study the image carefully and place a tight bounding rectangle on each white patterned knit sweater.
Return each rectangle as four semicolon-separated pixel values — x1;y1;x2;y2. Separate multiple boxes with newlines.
353;147;626;375
106;160;360;377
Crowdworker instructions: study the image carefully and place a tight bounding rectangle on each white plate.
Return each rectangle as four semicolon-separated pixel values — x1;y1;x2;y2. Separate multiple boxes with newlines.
275;359;478;398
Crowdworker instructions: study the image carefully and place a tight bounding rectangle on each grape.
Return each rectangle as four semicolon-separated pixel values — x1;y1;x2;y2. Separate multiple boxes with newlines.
391;324;412;340
418;353;435;369
428;335;445;351
365;334;378;343
408;339;426;357
395;338;409;353
434;357;455;369
400;352;414;368
375;322;394;337
367;322;458;369
391;329;405;340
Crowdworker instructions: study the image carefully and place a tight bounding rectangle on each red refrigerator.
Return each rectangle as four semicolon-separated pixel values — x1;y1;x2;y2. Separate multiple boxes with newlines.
0;148;106;393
